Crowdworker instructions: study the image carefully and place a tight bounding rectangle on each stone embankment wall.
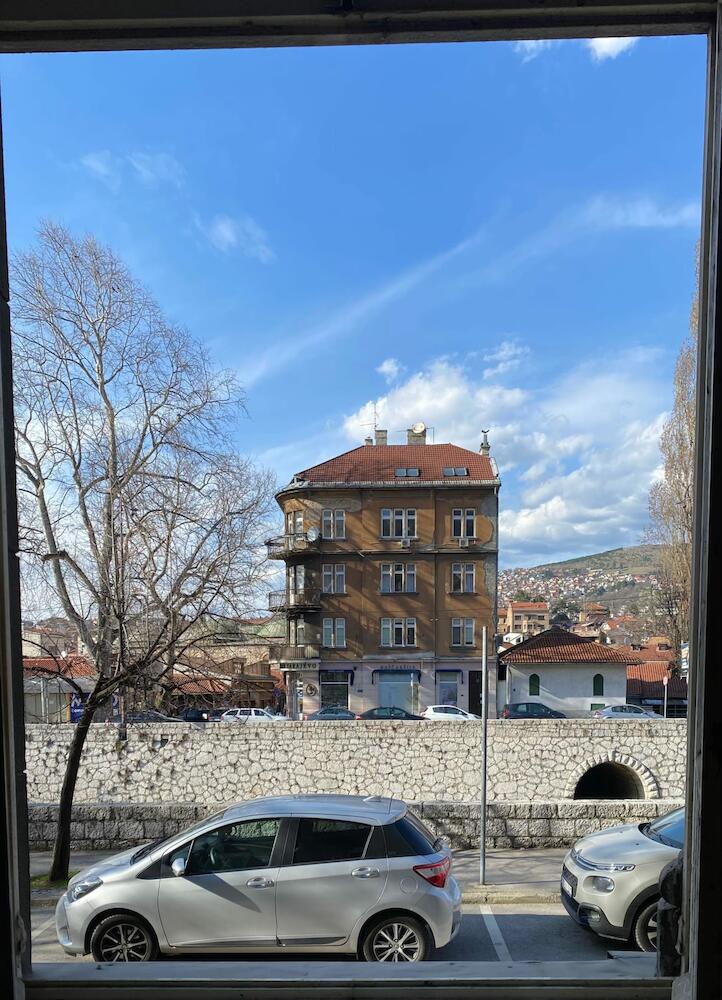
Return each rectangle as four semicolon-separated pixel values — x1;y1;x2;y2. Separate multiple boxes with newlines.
27;799;685;852
25;719;687;806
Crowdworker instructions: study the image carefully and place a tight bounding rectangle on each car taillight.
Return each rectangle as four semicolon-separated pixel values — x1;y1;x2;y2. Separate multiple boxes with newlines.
501;708;510;718
413;855;451;888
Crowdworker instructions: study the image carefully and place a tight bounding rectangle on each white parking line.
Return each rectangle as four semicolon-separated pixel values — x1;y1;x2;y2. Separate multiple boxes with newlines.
33;913;57;939
479;904;512;962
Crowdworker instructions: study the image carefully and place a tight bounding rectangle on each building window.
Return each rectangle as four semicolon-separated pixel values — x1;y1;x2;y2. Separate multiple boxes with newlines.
529;673;540;696
287;510;303;535
380;562;416;593
320;670;350;709
452;508;476;538
380;617;416;647
443;467;469;477
395;467;420;477
593;673;604;696
380;508;417;538
322;564;345;594
322;618;346;648
321;509;346;539
451;562;475;593
498;662;507;682
288;564;305;593
437;673;459;706
451;618;475;646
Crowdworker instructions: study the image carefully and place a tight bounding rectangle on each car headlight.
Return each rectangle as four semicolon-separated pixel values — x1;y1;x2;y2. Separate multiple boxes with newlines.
590;876;615;893
68;875;103;902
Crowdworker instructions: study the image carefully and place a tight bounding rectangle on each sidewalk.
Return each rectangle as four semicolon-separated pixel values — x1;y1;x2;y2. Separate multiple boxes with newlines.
29;847;566;907
452;847;566;902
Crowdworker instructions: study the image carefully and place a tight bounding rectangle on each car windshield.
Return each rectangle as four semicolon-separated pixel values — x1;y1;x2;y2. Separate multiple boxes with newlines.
130;808;228;863
641;808;685;849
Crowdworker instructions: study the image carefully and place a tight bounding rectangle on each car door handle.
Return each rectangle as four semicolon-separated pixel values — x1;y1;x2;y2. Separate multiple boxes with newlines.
246;877;274;888
351;867;380;878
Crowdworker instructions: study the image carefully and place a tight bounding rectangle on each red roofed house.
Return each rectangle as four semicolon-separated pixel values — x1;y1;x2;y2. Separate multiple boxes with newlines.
266;426;500;718
627;661;688;718
500;601;550;638
499;627;640;716
23;654;96;723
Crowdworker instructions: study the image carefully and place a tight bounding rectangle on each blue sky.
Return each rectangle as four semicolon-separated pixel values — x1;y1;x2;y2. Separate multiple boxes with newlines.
0;34;706;567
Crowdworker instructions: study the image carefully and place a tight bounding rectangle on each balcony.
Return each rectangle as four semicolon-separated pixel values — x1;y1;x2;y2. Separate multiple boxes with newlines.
269;644;321;666
265;532;320;560
268;588;322;612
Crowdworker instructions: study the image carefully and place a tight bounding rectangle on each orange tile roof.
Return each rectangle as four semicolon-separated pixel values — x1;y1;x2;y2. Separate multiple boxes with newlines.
614;643;675;663
169;674;230;695
627;662;687;700
22;655;95;679
500;628;640;664
291;444;497;485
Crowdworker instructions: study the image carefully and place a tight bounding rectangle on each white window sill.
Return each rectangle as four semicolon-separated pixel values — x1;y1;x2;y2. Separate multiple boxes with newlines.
25;954;667;998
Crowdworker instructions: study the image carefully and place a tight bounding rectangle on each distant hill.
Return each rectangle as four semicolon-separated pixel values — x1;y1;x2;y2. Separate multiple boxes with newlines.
529;545;661;578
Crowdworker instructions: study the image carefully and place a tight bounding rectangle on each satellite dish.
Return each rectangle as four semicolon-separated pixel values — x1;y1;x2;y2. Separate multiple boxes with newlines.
306;527;319;542
411;421;426;435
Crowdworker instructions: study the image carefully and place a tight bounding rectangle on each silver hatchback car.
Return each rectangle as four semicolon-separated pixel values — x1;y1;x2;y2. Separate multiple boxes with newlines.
56;794;461;962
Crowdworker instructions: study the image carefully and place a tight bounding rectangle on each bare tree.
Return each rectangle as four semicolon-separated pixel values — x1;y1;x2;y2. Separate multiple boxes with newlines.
646;267;698;661
12;222;274;880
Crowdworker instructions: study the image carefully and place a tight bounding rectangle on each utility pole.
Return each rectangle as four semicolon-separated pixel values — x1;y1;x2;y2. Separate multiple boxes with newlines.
663;674;669;718
479;625;488;884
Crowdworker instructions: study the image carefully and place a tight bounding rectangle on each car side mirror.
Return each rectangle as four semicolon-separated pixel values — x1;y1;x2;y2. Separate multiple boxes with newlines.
171;857;187;877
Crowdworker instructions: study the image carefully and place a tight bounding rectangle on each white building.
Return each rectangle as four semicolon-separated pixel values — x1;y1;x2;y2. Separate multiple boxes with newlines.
498;627;637;716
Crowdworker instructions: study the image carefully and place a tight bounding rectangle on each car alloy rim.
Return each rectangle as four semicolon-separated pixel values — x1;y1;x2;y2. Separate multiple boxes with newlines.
372;922;421;961
647;911;658;947
98;923;151;961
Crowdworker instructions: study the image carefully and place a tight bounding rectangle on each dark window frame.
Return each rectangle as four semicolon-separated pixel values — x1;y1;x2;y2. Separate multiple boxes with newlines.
0;5;720;1000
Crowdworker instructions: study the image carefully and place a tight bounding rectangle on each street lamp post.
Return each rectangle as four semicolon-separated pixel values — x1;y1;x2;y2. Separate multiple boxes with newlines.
479;625;488;885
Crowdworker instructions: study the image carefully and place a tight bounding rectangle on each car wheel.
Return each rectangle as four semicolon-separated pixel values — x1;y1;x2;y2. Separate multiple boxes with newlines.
632;899;659;952
90;913;158;962
361;915;431;962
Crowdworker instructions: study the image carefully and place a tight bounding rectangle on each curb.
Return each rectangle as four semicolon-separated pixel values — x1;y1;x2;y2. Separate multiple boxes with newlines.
460;886;559;904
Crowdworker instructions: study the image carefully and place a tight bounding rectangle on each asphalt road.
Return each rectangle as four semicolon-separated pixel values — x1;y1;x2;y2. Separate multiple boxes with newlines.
31;902;633;964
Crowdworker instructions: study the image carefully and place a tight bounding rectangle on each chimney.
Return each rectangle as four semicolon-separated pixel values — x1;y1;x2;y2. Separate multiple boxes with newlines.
479;429;490;456
364;436;373;446
375;429;388;446
406;423;427;445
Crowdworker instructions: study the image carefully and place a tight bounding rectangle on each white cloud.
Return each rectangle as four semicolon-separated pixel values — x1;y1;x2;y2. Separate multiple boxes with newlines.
342;347;670;566
513;40;557;62
512;35;639;64
80;151;122;191
483;340;530;379
377;358;404;384
475;195;699;285
197;214;275;262
127;152;185;189
239;227;483;387
585;37;639;61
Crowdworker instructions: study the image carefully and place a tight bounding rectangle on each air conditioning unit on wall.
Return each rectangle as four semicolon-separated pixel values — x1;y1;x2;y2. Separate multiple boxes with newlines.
400;538;411;548
458;538;470;548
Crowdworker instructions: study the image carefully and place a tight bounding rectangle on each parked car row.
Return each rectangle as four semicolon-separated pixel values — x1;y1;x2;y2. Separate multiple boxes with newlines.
126;702;666;725
54;788;682;963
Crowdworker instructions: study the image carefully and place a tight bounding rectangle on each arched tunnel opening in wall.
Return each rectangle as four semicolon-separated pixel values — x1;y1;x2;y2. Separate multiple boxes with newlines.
573;761;645;800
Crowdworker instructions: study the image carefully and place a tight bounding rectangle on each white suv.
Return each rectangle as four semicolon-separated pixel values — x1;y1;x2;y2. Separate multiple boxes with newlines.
220;708;287;723
561;807;683;950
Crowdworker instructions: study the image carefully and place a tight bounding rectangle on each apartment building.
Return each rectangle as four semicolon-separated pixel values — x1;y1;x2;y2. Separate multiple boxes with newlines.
500;601;550;638
266;425;500;718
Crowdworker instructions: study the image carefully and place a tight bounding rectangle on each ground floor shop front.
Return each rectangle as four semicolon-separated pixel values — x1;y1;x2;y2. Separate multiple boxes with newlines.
282;659;498;719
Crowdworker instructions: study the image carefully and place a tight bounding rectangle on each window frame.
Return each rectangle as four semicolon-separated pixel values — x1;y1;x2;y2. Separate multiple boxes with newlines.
380;616;417;647
0;5;720;1000
380;507;417;539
